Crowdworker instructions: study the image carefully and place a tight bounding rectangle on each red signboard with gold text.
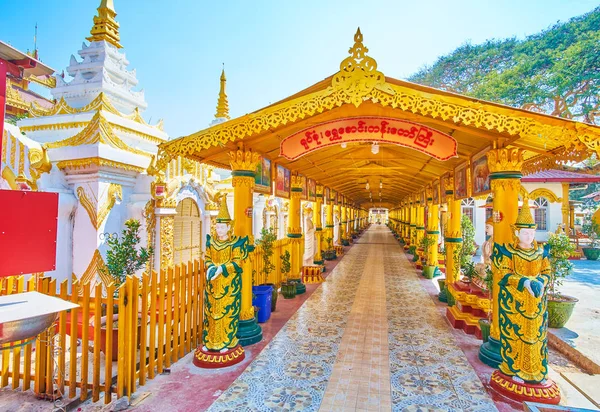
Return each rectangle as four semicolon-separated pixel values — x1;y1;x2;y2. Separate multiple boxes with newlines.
280;117;458;161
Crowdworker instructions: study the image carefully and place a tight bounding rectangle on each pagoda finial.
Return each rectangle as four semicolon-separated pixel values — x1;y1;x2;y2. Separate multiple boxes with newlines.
215;64;230;120
87;0;122;48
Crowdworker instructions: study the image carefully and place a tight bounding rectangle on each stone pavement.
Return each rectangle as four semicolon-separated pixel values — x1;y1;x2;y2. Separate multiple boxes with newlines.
208;225;497;411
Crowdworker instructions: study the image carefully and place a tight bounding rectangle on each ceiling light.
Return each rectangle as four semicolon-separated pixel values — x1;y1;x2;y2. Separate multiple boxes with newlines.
380;179;383;189
365;182;370;190
371;142;379;155
341;142;347;149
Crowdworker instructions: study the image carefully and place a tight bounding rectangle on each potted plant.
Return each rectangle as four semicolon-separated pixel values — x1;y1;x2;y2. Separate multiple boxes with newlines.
461;261;477;284
459;214;477;270
280;250;296;299
547;231;578;328
100;219;152;360
420;236;437;279
256;227;278;311
322;236;336;261
581;206;600;260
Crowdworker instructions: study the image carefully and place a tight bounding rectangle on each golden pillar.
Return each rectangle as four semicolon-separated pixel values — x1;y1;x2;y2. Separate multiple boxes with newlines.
229;146;262;346
334;203;341;244
314;185;324;265
426;197;440;270
479;148;524;368
288;176;303;279
444;176;462;285
416;200;425;265
409;201;416;247
325;194;334;249
341;203;347;242
561;182;570;230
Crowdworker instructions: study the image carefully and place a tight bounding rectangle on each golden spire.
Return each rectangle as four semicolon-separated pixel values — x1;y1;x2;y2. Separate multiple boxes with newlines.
215;65;230;120
87;0;122;49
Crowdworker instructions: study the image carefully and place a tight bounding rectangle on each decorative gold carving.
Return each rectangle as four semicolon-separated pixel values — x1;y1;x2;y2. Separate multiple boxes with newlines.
98;184;122;228
29;92;163;131
144;199;156;273
487;148;524;174
43;111;152;158
160;215;175;269
56;157;146;173
228;148;260;172
232;175;255;188
76;183;122;230
26;74;56;89
80;249;112;286
528;188;561;203
329;28;394;107
10;133;16;167
491;178;522;192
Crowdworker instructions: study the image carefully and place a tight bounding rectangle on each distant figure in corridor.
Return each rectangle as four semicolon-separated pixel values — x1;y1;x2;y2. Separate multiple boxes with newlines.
492;200;551;384
334;211;341;246
202;196;249;353
303;204;316;266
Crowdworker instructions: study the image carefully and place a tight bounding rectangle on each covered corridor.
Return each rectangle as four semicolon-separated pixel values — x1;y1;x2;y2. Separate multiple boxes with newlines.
208;225;496;411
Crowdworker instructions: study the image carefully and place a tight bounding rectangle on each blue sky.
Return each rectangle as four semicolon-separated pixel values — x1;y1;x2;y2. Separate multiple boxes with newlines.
0;0;597;138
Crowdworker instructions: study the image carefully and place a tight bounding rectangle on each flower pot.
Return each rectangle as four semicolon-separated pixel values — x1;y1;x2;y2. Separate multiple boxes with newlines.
582;247;600;261
479;319;491;343
281;281;297;299
422;265;436;279
437;278;446;292
548;295;579;328
261;283;278;312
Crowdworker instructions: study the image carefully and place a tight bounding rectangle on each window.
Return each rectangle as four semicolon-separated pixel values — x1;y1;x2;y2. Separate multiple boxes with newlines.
461;198;475;225
533;197;548;231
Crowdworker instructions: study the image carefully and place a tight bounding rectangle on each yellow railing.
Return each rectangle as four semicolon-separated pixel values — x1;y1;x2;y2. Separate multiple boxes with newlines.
251;238;293;286
0;260;205;404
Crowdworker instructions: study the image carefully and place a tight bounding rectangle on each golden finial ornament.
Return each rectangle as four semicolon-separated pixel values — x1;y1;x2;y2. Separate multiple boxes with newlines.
215;65;230;120
329;27;394;107
216;195;232;223
87;0;122;48
514;197;536;229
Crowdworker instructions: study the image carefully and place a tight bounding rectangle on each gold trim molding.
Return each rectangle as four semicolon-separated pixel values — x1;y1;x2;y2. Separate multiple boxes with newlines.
56;157;146;173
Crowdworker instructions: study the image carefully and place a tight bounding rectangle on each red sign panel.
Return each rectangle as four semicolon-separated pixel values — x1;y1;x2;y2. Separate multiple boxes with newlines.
280;117;458;161
0;190;59;277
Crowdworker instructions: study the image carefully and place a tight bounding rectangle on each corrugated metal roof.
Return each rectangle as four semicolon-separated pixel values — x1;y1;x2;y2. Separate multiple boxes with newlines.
522;170;600;182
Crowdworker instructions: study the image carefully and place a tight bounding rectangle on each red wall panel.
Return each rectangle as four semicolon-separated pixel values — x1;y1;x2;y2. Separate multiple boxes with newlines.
0;190;58;277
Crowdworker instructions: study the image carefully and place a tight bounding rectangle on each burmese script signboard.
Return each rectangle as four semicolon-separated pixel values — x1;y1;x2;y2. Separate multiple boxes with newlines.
280;117;458;161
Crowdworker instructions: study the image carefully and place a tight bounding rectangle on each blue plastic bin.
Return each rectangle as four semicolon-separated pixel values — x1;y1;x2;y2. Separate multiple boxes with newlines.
252;285;273;323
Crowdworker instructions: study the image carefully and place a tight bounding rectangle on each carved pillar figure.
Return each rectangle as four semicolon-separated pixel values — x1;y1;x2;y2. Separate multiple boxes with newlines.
488;198;560;404
325;193;334;251
193;196;247;368
333;204;341;246
229;146;262;346
303;204;316;266
314;185;324;265
479;148;523;369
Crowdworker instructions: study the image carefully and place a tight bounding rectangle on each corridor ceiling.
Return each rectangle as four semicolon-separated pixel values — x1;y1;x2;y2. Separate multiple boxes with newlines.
153;29;600;209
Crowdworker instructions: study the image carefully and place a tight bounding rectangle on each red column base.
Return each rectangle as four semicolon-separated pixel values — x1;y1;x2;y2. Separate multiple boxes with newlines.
193;344;245;369
490;370;560;405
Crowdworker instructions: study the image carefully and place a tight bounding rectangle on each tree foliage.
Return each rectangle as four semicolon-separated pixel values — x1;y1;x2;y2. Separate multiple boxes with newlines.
409;7;600;124
103;219;153;290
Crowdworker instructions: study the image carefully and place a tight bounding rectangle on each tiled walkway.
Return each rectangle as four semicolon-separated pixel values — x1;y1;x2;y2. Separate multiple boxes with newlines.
209;225;497;411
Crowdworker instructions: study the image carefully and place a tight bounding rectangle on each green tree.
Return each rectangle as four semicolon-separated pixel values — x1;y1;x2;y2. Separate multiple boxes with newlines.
409;7;600;124
256;227;277;280
102;219;153;291
459;215;477;269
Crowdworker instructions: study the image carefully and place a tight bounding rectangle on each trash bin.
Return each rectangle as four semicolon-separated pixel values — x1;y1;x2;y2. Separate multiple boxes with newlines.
252;285;273;323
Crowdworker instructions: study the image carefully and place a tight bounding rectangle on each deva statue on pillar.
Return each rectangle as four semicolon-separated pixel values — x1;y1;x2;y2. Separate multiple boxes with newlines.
489;198;560;404
193;196;248;368
303;204;316;266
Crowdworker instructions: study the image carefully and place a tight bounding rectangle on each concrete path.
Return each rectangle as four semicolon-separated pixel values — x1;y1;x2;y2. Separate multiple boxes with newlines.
209;225;497;411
